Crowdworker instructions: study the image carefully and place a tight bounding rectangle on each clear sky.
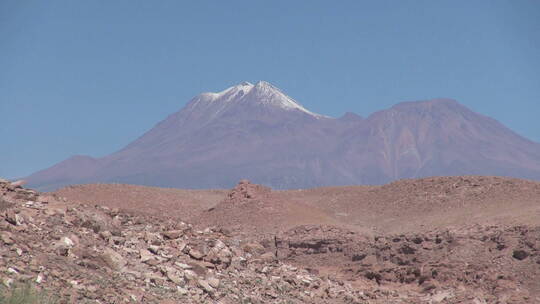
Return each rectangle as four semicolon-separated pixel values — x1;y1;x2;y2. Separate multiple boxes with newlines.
1;1;539;179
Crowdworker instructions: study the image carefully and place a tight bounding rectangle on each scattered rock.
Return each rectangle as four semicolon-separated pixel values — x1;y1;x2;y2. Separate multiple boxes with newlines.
243;242;265;255
139;248;154;262
189;248;205;260
198;279;214;294
5;209;24;226
165;267;183;285
207;277;220;289
0;231;14;245
513;249;529;260
61;236;75;248
225;180;271;204
0;178;537;303
101;248;126;270
183;269;198;281
162;230;183;239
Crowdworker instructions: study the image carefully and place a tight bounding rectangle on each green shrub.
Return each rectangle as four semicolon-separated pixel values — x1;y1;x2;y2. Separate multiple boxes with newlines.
0;283;57;304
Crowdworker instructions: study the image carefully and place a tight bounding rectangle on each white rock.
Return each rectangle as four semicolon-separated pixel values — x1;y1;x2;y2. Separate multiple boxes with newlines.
175;262;192;269
197;279;214;293
165;267;183;285
61;236;74;247
139;249;154;262
148;245;160;254
177;241;187;252
183;269;198;281
207;277;220;289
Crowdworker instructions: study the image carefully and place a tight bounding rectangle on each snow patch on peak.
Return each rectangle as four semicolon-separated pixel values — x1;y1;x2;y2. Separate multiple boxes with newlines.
254;80;272;88
189;81;328;119
220;81;254;95
197;82;254;103
249;81;327;118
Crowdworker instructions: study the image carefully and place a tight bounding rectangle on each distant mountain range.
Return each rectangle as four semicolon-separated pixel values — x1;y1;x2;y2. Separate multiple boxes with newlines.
27;81;540;191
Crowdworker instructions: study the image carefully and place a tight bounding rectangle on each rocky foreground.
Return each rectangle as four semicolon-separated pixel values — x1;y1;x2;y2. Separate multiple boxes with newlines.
1;178;540;303
0;179;368;304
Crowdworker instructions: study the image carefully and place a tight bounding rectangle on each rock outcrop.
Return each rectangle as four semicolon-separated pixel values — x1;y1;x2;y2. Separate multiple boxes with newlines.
273;225;540;303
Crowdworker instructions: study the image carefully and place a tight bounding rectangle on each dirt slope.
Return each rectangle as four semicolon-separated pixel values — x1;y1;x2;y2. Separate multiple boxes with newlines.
54;183;227;221
55;176;540;235
275;176;540;234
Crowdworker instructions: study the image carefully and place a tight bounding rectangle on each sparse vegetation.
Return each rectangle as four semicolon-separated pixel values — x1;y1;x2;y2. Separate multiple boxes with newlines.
0;283;58;304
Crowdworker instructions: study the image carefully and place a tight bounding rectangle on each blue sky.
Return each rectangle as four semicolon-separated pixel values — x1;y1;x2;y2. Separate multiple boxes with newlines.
1;1;539;178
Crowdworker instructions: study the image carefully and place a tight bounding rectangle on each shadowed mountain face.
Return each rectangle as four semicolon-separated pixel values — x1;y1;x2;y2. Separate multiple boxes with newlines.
27;81;540;191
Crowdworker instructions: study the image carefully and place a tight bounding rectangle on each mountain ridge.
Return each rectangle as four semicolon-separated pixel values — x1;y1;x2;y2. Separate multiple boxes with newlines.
26;81;540;191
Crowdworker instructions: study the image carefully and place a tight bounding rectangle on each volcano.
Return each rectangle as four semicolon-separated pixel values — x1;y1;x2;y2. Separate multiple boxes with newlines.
26;81;540;190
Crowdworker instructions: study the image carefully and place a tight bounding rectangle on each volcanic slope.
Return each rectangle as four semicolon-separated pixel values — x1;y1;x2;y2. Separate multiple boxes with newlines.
27;81;540;191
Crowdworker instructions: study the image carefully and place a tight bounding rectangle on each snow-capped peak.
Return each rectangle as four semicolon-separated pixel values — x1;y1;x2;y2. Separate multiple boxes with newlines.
199;82;254;102
189;81;326;119
248;81;324;117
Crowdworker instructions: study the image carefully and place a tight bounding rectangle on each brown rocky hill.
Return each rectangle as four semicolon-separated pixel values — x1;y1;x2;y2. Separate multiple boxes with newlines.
56;176;540;235
2;177;540;302
26;81;540;191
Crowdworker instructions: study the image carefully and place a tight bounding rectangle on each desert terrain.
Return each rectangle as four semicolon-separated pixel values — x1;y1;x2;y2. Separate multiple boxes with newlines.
7;175;529;303
56;176;540;235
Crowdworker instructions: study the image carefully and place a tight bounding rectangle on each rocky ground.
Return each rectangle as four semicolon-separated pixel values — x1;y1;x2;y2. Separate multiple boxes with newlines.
2;178;540;303
0;179;373;303
275;224;540;303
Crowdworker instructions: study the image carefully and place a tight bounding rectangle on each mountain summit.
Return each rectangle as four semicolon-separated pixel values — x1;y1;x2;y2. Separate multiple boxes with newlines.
26;82;540;191
185;81;325;120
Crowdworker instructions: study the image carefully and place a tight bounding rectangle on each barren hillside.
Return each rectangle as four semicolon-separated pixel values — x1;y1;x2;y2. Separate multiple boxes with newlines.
56;176;540;235
1;176;539;302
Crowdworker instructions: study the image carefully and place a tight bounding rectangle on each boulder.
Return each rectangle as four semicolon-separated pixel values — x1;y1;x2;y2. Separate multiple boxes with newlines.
512;250;529;260
101;248;126;270
0;231;14;245
242;242;265;255
162;230;183;240
5;209;24;226
198;279;214;294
